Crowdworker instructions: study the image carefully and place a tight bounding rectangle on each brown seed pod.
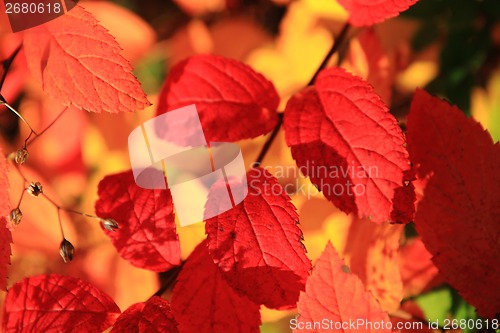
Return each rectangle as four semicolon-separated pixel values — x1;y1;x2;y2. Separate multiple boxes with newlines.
15;148;29;165
9;208;23;225
27;182;43;197
100;218;119;231
59;238;75;263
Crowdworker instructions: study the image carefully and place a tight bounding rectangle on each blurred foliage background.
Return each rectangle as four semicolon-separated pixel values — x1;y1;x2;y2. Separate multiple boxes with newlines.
0;0;498;332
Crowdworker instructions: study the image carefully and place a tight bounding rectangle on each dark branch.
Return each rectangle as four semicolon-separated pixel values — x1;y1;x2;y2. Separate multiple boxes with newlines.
307;22;350;86
0;44;22;92
254;113;283;166
253;22;351;166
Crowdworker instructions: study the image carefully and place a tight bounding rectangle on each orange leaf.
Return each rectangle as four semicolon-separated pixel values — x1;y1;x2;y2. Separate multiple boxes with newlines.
295;242;391;333
346;29;394;104
22;5;150;113
80;1;156;63
399;238;442;298
344;218;404;312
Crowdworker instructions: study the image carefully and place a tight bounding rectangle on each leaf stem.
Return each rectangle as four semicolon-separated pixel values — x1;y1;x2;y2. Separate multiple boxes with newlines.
16;188;25;208
56;208;65;239
254;113;283;166
0;44;22;91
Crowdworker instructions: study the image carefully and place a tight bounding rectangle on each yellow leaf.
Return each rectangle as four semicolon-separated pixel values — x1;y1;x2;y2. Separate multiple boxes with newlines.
472;70;500;142
246;0;333;104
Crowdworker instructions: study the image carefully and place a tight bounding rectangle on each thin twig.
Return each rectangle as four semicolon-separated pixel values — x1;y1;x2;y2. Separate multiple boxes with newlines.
253;22;351;166
64;208;100;220
0;97;38;135
254;113;283;166
16;189;25;208
26;107;69;147
42;193;101;220
56;208;65;239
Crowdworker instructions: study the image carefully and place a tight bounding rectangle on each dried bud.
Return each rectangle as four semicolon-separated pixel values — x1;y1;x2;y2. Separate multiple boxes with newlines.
59;238;75;263
9;208;23;225
27;181;43;197
15;148;29;165
100;218;119;232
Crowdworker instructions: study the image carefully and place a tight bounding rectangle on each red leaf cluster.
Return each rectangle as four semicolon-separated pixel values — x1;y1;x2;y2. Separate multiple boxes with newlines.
1;0;496;328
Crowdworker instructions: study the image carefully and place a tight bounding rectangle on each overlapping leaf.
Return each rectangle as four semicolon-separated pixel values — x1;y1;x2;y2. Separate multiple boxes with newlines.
337;0;419;26
171;241;261;333
344;218;404;311
95;171;180;272
0;151;11;291
295;242;391;333
205;167;311;309
347;29;394;104
284;67;414;223
111;296;178;333
156;54;280;142
2;274;121;333
399;238;441;298
23;5;150;113
407;89;500;318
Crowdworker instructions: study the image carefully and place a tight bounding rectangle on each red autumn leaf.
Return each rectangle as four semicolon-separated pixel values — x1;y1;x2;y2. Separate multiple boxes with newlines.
0;151;11;292
406;89;500;318
399;238;442;298
0;218;11;292
0;149;9;216
111;296;178;333
156;54;280;142
2;274;121;333
284;67;413;224
337;0;419;27
171;241;261;333
95;170;181;272
295;242;391;333
205;167;311;309
22;5;150;114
